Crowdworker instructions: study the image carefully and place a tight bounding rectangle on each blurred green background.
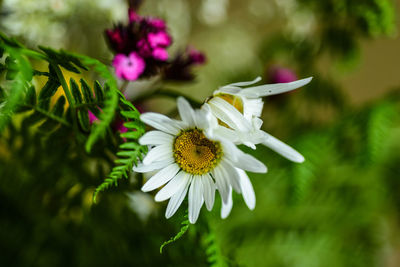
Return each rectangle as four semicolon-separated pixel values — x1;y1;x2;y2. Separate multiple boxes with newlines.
1;0;400;266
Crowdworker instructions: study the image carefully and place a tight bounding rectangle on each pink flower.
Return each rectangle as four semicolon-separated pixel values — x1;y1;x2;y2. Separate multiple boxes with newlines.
137;39;152;57
188;47;206;65
152;48;169;61
147;18;167;31
112;52;145;81
128;8;140;22
113;119;128;134
269;66;298;83
88;110;98;124
105;28;126;53
147;32;171;48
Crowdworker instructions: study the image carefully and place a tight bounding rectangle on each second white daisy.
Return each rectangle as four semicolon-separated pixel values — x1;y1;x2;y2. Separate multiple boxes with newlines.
205;77;312;162
134;97;267;223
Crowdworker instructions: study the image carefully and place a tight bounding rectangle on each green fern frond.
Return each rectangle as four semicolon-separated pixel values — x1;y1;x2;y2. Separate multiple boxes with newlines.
160;213;190;254
71;55;120;153
0;46;33;132
203;226;227;267
92;92;147;203
367;102;397;162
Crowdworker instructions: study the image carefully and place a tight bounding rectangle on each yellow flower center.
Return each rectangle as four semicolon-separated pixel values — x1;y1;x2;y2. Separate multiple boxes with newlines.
216;93;244;113
208;93;244;128
173;129;222;175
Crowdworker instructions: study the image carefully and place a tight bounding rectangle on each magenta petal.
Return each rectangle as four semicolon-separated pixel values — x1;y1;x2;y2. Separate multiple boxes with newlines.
88;110;98;124
112;53;145;81
152;48;169;61
188;47;206;65
147;32;172;48
269;66;298;83
112;54;128;66
128;8;140;22
147;18;166;30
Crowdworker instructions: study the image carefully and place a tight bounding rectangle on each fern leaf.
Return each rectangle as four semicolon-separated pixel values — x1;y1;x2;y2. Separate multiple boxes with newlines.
160;213;190;254
71;55;119;152
203;226;228;267
0;46;32;132
367;102;396;162
92;92;147;203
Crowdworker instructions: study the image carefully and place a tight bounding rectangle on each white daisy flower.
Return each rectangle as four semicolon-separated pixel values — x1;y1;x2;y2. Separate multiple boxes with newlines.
204;76;312;163
133;97;267;223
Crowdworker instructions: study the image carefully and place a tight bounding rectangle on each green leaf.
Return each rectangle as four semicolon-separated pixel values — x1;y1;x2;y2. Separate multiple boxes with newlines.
52;96;66;117
26;86;37;106
120;130;142;140
92;93;147;203
0;46;32;132
5;56;18;80
39;46;84;74
38;75;60;101
77;109;90;132
94;80;104;103
0;86;5;102
70;78;83;104
76;54;119;152
80;79;94;103
160;213;190;253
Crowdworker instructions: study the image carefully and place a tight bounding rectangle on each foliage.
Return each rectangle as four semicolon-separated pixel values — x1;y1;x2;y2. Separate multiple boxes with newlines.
160;211;190;253
92;91;147;203
0;1;400;267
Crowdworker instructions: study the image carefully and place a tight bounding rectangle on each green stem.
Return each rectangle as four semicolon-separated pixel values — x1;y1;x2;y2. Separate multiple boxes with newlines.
74;101;104;109
51;64;81;137
22;104;71;127
21;49;47;60
51;64;75;108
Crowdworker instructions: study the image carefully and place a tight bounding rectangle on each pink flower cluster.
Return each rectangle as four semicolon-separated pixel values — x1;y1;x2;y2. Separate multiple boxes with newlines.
106;8;172;81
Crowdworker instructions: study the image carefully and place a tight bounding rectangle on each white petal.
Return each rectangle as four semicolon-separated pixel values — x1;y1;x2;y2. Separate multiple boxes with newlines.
201;174;215;211
262;131;305;163
221;187;233;219
133;158;173;173
165;175;192;219
220;141;240;161
242;98;264;120
236;168;256;210
224;76;262;87
177;97;195;126
221;160;241;193
228;146;267;173
139;130;174;145
212;165;230;204
142;144;172;165
140;112;183;135
209;126;239;143
155;171;187;202
208;97;252;132
188;176;204;224
241;77;312;98
141;164;180;192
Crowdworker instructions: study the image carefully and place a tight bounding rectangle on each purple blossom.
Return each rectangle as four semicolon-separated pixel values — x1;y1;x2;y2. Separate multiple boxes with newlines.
188;47;206;65
162;46;206;81
112;52;145;81
128;8;140;22
88;110;98;124
152;47;169;61
147;18;167;31
147;32;171;48
269;66;298;83
105;8;173;80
